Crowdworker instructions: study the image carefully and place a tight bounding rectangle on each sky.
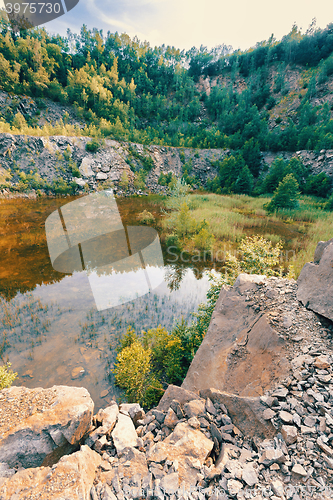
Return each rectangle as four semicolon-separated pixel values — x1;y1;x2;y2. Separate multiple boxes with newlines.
0;0;333;52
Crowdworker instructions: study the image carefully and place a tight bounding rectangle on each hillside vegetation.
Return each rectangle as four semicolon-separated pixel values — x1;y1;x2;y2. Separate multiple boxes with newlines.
2;15;333;202
0;13;333;152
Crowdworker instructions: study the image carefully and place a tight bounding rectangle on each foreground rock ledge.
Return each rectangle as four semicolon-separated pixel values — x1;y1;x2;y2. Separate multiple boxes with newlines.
0;445;100;500
0;385;94;468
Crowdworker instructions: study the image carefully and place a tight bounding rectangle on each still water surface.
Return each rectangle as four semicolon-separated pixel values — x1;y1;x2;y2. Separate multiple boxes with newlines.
0;195;214;409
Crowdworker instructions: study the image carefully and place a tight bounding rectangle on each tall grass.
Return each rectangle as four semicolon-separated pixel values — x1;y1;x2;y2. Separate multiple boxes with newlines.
161;192;333;277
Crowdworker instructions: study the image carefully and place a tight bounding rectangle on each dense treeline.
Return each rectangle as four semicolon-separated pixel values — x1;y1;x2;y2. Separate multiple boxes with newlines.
1;12;333;156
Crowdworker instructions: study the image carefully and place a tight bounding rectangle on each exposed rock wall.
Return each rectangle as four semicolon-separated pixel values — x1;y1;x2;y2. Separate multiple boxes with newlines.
1;133;333;195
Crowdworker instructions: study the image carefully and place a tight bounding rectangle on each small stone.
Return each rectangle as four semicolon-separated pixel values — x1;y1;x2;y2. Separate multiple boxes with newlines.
301;425;316;435
314;355;331;370
279;410;293;423
71;366;85;379
317;374;331;383
263;408;276;420
94;434;108;453
242;463;258;486
303;416;317;427
205;398;217;415
260;396;275;407
259;449;285;466
183;399;205;418
227;478;243;497
317;437;333;456
152;410;165;424
293;414;301;427
325;412;333;427
96;172;108;181
271;479;284;497
271;387;288;399
281;425;297;445
111;413;139;455
100;390;109;398
159;472;179;495
164;408;179;429
188;417;200;429
291;463;307;477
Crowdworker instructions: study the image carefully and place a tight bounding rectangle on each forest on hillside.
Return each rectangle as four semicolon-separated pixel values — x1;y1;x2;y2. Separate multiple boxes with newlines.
0;12;333;152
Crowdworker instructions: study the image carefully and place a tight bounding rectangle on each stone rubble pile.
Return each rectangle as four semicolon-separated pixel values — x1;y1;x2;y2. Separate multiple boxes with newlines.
1;355;333;499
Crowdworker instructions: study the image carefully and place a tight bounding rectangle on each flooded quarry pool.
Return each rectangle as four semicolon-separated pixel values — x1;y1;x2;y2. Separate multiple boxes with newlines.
0;194;215;409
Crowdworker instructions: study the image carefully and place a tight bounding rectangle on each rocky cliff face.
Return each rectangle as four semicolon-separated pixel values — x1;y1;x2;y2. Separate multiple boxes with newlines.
1;132;333;196
1;242;333;499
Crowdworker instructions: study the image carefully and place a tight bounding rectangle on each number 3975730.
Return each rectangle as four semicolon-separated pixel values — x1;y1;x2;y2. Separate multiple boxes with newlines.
5;3;61;15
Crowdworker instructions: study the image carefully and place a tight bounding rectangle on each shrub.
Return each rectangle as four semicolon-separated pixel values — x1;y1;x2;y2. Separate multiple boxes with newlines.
158;172;173;186
119;171;129;190
233;235;282;277
324;194;333;211
51;178;76;195
113;338;158;406
165;233;181;249
12;112;27;130
175;202;197;238
137;210;155;224
0;362;17;390
193;220;215;251
113;326;164;407
85;138;100;152
133;170;147;190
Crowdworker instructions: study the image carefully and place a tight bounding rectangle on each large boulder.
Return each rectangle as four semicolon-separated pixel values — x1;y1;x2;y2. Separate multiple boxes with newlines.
157;384;204;412
200;388;276;439
0;445;101;499
297;238;333;321
182;274;290;398
147;422;213;488
0;385;94;468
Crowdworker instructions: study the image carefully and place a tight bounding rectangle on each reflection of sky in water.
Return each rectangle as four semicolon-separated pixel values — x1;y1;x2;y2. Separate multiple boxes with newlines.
88;265;165;310
32;266;211;318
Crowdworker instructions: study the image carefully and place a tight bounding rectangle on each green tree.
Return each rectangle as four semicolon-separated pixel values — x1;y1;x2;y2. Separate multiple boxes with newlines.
241;138;262;177
304;172;332;198
266;173;300;212
261;157;287;194
234;165;254;195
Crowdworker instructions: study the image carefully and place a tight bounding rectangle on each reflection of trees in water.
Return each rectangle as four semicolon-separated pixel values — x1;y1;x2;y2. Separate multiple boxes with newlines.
164;262;216;292
164;265;187;292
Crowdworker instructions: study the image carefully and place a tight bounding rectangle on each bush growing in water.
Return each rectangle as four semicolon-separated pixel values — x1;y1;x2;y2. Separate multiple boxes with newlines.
0;362;17;390
114;235;283;406
137;210;155;224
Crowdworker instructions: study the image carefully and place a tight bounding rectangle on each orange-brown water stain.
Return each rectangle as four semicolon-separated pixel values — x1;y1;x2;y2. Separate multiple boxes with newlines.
0;197;80;300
